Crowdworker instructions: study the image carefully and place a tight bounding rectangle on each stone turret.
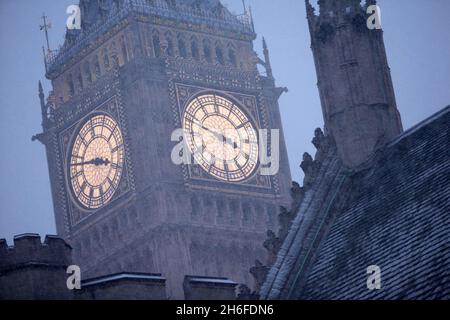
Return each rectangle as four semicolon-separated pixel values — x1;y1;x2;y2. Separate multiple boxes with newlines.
306;0;403;168
0;234;73;299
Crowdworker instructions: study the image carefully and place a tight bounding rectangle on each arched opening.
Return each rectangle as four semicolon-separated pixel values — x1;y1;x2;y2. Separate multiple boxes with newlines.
152;33;161;57
228;48;237;67
165;33;174;57
103;49;110;69
178;37;187;58
191;38;200;61
203;40;212;63
84;62;92;83
216;46;225;65
67;74;75;96
93;55;101;77
77;72;83;90
121;41;128;63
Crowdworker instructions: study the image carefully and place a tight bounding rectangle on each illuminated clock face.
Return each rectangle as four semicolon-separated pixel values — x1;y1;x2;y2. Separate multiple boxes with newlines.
68;114;124;210
183;94;259;182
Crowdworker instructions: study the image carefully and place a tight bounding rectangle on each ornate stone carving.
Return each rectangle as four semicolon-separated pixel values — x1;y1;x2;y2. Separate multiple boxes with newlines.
237;284;260;300
278;206;296;241
312;127;330;162
263;230;282;263
252;129;333;272
301;152;315;188
301;128;335;189
312;127;325;150
290;181;305;209
250;260;270;292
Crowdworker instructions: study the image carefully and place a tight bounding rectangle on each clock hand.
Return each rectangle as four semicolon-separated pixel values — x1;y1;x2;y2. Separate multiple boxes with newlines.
71;157;111;167
221;133;239;149
192;120;238;149
207;129;239;149
220;134;239;149
192;120;223;140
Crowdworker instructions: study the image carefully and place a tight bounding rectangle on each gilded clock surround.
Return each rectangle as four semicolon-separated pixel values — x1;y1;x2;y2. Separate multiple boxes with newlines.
68;113;125;210
174;83;273;191
183;93;259;182
59;95;133;228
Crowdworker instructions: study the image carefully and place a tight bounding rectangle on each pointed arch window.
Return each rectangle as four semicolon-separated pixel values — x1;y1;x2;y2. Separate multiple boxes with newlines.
77;72;84;90
153;33;161;57
93;55;101;77
110;42;119;67
216;46;225;65
165;0;176;9
178;37;187;58
166;33;174;57
191;38;200;61
67;74;75;96
228;47;237;67
84;62;92;83
103;49;110;68
121;41;128;63
203;40;212;63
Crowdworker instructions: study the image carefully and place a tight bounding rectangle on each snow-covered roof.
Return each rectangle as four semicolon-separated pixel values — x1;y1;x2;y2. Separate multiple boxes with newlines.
82;273;165;287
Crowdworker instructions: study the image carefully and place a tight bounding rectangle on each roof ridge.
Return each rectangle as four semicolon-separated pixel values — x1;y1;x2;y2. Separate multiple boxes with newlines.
388;105;450;148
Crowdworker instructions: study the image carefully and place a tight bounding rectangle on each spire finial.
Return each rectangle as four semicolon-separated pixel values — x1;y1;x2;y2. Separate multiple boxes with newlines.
39;13;52;54
242;0;247;14
249;6;255;33
42;46;48;73
38;80;48;128
38;80;44;96
262;37;273;80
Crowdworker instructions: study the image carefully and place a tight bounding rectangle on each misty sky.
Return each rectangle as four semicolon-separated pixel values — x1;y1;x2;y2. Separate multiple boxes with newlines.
0;0;449;242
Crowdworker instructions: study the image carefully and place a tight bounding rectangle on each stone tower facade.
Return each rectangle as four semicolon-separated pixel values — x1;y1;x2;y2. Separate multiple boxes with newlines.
34;0;291;298
306;0;403;167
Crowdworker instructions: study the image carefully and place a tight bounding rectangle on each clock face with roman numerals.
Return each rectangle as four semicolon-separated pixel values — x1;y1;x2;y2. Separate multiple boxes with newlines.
183;94;259;182
68;113;124;210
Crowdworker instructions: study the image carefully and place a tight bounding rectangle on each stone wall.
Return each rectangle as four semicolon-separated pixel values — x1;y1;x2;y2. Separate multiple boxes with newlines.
0;234;72;300
1;234;241;300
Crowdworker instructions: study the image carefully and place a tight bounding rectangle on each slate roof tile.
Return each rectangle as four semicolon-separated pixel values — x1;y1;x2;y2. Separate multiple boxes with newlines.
261;106;450;300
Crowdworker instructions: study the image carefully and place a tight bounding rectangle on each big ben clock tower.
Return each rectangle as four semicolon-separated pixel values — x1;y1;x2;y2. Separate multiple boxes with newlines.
35;0;292;298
